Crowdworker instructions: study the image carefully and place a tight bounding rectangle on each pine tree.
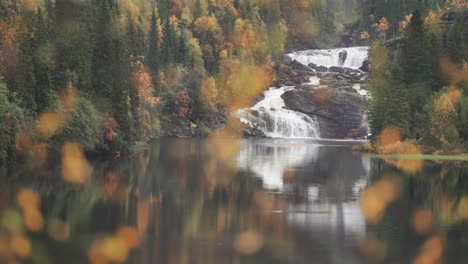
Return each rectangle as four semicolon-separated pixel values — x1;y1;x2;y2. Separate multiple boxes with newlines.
15;31;37;112
162;16;176;64
446;12;465;64
147;9;161;94
401;8;431;86
33;7;55;112
92;0;114;96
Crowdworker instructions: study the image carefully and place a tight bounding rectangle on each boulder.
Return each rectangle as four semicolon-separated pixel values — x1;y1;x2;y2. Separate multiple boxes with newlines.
359;60;369;72
343;67;362;74
329;66;345;73
308;63;318;70
316;66;328;72
281;88;367;139
282;54;293;64
277;80;295;87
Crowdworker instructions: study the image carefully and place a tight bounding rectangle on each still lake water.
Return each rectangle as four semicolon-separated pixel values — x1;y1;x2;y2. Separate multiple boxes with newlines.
1;138;468;263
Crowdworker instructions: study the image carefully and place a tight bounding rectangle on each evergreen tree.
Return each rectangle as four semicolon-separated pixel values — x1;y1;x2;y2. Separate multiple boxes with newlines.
92;0;114;96
147;9;160;94
162;16;176;64
15;32;37;112
446;12;465;64
33;8;55;112
401;8;431;86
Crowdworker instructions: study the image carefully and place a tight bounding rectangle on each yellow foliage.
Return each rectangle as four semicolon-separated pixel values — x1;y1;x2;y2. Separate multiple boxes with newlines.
217;57;274;111
360;178;401;224
89;236;129;264
200;76;218;109
233;19;256;49
425;10;441;35
36;112;64;138
194;15;222;43
61;142;92;184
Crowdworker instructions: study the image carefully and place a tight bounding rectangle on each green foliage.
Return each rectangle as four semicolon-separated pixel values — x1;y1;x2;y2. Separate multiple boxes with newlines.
368;42;411;138
0;79;31;163
52;94;104;152
446;12;466;64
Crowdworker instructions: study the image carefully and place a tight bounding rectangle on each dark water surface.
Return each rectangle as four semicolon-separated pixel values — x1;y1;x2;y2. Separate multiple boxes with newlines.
1;138;468;263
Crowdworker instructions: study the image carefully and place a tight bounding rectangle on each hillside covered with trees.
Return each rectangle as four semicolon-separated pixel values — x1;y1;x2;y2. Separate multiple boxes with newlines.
0;0;467;164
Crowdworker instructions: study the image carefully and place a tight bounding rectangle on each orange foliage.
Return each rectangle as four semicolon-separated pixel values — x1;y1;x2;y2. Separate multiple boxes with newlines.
234;230;264;255
440;57;468;85
10;234;31;259
413;235;445;264
131;60;159;107
399;14;412;32
413;209;433;234
373;17;389;38
360;177;402;224
104;116;119;141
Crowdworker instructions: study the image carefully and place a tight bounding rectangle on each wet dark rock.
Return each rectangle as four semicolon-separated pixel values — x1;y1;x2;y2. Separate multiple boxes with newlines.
308;63;318;69
243;123;267;138
316;66;328;72
343;67;362;74
359;60;369;72
338;50;347;65
290;60;314;73
329;66;345;73
283;54;293;64
282;88;367;139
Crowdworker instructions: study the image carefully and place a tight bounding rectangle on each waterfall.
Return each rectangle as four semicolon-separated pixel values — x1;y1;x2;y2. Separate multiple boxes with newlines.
234;87;320;138
286;46;369;69
234;46;370;139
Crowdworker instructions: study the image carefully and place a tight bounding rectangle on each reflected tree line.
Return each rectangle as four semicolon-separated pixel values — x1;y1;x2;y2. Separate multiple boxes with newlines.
364;158;468;263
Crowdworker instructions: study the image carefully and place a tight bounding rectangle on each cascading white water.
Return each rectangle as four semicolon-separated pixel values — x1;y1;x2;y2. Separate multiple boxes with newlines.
287;46;369;69
234;87;320;138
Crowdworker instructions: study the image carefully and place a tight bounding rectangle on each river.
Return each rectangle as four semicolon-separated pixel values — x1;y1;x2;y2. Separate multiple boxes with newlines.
1;138;468;263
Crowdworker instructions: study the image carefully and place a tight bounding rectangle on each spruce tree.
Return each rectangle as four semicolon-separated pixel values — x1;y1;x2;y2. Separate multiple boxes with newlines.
92;0;114;96
401;8;431;86
15;32;37;112
147;9;161;94
33;8;55;112
446;12;465;64
162;16;176;64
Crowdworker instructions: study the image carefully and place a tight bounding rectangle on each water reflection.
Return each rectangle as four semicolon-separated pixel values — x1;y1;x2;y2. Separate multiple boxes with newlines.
1;138;468;263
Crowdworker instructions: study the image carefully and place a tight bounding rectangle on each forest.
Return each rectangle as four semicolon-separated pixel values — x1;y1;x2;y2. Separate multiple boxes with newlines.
0;0;467;164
